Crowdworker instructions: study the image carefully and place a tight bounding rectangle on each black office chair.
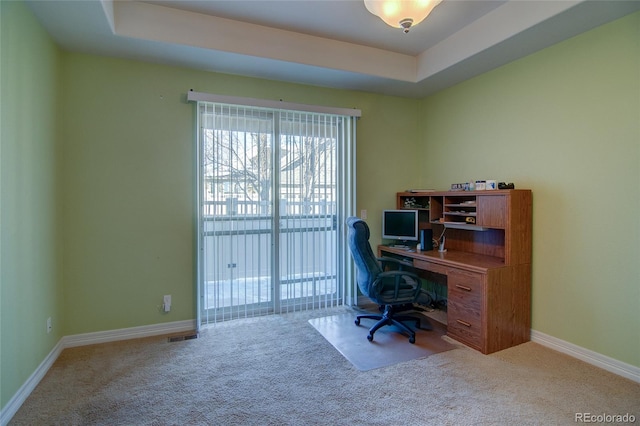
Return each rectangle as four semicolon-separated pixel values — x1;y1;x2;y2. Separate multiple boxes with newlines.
346;216;431;344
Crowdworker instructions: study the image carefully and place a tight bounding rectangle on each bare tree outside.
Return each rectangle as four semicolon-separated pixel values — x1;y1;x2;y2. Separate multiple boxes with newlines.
203;116;337;216
281;133;336;214
198;105;353;322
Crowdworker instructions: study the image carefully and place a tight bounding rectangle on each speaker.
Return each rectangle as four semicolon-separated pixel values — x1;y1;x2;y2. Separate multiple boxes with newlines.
420;229;433;251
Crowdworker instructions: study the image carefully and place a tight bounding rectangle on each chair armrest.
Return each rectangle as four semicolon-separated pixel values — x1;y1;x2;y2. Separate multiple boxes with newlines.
377;256;413;270
377;270;419;282
374;270;421;299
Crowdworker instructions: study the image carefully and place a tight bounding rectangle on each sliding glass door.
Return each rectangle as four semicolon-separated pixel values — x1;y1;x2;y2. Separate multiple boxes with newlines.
196;101;356;325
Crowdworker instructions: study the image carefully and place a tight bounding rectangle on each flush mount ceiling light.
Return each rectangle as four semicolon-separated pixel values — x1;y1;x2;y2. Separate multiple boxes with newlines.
364;0;443;33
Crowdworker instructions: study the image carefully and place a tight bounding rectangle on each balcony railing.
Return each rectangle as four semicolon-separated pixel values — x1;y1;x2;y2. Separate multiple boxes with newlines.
203;198;336;217
201;198;340;319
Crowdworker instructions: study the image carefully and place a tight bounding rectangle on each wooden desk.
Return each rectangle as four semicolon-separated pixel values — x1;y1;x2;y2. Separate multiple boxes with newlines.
380;189;533;354
379;245;531;354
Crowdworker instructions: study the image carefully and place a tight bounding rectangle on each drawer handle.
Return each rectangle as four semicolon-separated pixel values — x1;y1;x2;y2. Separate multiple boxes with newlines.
455;284;472;292
456;319;472;327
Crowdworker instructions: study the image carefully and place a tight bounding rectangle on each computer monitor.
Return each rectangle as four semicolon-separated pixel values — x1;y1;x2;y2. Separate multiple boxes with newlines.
382;209;419;242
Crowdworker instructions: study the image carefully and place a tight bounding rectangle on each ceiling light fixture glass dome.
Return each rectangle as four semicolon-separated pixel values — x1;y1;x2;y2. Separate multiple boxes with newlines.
364;0;443;33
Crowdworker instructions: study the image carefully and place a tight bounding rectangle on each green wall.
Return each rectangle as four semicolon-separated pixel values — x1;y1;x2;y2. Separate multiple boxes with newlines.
0;0;63;409
58;55;419;335
419;11;640;366
2;0;639;416
2;1;417;411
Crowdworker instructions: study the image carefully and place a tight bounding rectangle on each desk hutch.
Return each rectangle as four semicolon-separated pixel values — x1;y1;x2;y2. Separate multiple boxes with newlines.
378;190;532;354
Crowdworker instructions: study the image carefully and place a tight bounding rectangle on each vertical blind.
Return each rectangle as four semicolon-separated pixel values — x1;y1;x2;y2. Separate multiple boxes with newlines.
193;94;358;325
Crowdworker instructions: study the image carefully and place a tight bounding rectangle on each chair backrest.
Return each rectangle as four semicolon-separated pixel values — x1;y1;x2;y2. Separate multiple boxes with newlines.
346;217;382;298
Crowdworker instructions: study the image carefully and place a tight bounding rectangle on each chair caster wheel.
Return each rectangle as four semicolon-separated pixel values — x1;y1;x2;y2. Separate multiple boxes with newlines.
355;318;360;326
409;336;415;344
367;334;374;342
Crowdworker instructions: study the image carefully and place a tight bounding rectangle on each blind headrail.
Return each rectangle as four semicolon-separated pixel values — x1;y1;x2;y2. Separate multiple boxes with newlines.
186;90;361;117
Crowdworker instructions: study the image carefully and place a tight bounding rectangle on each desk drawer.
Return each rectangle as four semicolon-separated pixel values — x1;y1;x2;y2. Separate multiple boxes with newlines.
447;270;484;349
448;310;482;348
448;269;483;293
448;298;482;349
414;259;448;276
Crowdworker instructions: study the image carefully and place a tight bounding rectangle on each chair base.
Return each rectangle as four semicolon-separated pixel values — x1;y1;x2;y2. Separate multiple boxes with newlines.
355;305;429;344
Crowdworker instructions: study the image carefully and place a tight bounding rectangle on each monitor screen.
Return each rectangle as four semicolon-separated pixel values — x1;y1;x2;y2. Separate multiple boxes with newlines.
382;210;419;241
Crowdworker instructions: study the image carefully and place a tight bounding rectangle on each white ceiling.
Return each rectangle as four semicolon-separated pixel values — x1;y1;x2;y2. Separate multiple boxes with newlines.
25;0;640;98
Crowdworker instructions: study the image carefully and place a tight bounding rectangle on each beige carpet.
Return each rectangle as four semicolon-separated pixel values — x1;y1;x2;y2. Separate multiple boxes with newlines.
9;306;640;425
309;312;454;370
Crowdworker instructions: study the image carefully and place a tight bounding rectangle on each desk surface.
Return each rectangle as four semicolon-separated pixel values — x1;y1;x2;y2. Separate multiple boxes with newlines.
378;244;529;354
379;245;505;273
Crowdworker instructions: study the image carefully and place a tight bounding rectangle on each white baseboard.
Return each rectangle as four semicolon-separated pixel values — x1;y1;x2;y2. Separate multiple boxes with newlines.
0;319;197;426
531;329;640;384
0;339;65;426
355;299;640;384
3;320;638;426
63;319;197;348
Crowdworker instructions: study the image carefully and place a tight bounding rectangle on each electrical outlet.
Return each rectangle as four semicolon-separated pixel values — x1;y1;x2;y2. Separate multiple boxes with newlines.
163;295;171;313
46;317;52;334
360;209;367;219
